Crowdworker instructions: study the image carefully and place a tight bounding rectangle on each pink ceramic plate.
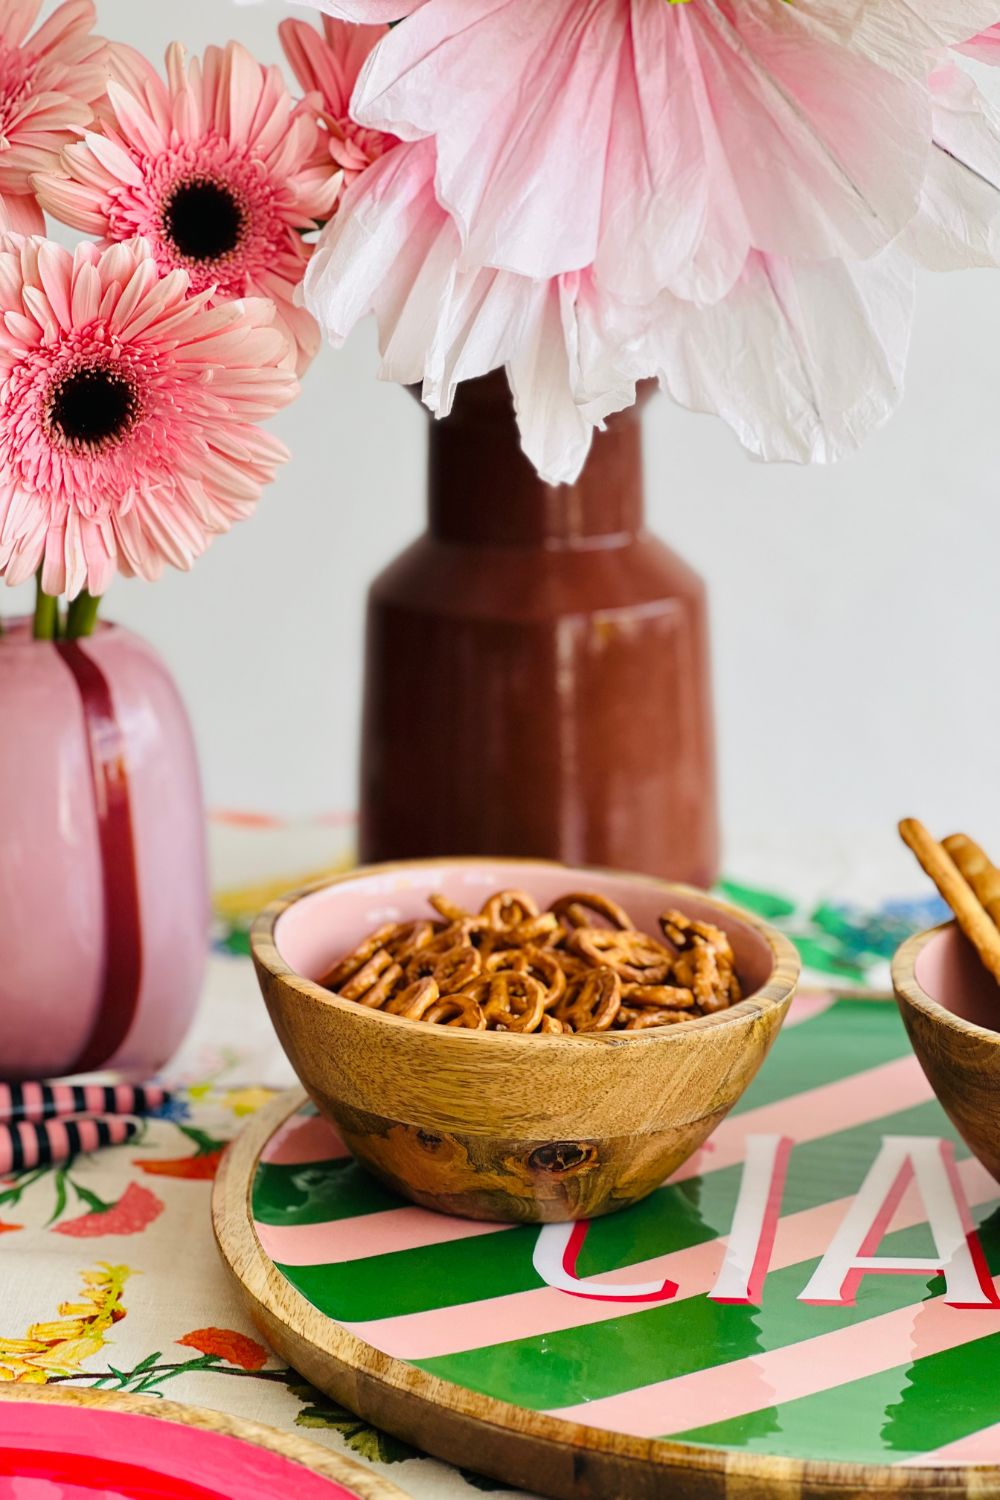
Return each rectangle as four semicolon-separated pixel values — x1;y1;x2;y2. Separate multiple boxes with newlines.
0;1388;410;1499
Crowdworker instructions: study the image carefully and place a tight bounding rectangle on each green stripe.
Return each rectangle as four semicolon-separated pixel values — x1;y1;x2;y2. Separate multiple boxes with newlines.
269;1097;958;1327
253;1157;404;1226
418;1191;998;1412
731;998;908;1115
673;1329;1000;1462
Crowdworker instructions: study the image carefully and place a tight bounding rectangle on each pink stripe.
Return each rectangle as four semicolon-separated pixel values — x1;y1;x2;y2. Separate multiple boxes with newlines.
906;1420;1000;1466
783;990;836;1028
345;1158;998;1360
257;1207;509;1267
262;1114;351;1166
51;1084;79;1116
75;1118;100;1153
550;1259;1000;1438
104;1117;136;1147
46;1118;70;1162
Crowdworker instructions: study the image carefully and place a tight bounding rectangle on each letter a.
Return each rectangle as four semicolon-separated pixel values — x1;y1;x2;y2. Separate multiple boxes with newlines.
799;1136;999;1308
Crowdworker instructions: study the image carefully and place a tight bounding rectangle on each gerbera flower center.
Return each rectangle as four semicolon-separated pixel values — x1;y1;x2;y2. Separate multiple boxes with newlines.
163;175;247;264
47;365;142;452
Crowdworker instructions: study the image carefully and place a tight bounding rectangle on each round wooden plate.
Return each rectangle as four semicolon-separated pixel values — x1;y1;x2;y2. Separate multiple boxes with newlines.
0;1385;411;1498
214;992;1000;1500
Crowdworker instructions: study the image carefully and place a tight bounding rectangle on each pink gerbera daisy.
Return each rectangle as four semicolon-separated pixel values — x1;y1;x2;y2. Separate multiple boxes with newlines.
0;235;298;599
33;42;340;374
0;0;110;235
279;13;398;190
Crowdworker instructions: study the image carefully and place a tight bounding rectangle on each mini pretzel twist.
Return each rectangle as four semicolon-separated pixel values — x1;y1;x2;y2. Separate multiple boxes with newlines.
461;972;547;1033
623;983;696;1009
480;889;540;930
321;924;398;990
555;967;622;1033
338;948;394;1002
568;927;673;984
384;977;441;1020
550;892;633;931
618;1006;693;1030
406;941;482;991
423;995;488;1029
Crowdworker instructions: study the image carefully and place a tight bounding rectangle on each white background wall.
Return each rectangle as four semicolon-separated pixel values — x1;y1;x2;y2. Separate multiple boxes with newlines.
9;0;1000;893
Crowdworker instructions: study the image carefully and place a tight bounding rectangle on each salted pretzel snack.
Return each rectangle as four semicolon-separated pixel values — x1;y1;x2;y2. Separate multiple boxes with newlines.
320;889;742;1035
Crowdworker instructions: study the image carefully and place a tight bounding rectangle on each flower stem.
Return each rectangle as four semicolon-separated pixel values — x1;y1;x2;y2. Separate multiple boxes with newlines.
66;590;101;639
32;574;60;642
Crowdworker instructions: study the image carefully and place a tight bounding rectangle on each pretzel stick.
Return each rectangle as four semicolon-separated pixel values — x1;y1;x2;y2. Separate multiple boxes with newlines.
898;818;1000;985
942;833;1000;931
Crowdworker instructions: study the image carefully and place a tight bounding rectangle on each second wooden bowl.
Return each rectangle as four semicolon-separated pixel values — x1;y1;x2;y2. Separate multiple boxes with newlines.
893;919;1000;1182
251;859;800;1223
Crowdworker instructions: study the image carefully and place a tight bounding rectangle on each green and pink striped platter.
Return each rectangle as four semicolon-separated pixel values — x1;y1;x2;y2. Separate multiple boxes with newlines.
220;990;1000;1496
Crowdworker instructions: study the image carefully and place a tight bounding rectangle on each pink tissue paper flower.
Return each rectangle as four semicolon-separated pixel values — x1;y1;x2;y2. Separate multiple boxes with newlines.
301;0;1000;480
0;0;111;235
0;235;299;600
279;12;398;192
34;41;340;374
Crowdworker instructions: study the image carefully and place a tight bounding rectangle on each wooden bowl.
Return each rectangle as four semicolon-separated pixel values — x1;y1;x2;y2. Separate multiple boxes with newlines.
251;858;800;1223
893;919;1000;1181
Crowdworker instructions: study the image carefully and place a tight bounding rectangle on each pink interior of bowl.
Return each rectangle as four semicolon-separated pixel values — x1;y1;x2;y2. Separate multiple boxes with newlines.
914;924;1000;1033
274;862;775;1000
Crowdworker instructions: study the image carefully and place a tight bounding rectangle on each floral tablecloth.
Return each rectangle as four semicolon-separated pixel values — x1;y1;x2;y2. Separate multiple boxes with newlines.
0;818;948;1498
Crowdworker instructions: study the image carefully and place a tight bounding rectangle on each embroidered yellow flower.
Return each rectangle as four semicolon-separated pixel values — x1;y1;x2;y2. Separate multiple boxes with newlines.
0;1263;131;1383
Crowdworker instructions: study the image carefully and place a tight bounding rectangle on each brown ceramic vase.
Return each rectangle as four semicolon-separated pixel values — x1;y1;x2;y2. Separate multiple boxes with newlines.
360;373;719;885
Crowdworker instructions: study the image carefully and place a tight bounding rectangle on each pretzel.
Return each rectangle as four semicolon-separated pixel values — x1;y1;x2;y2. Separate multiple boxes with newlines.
623;983;696;1009
480;889;540;930
429;894;472;924
942;833;1000;930
321;923;398;989
550;892;633;931
387;920;437;961
568;927;673;984
406;941;482;991
555;967;622;1033
338;947;394;1001
423;995;487;1029
356;961;405;1009
618;1006;693;1030
485;946;566;1008
541;1015;567;1035
461;972;547;1033
384;977;441;1020
899;818;1000;985
660;910;734;965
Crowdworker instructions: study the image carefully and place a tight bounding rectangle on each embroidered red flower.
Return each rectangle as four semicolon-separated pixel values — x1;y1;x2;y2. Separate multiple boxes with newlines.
135;1148;225;1181
177;1328;268;1371
0;1220;22;1234
54;1182;163;1238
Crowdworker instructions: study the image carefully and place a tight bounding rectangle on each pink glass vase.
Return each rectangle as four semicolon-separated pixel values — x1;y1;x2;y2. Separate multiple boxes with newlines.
0;619;209;1081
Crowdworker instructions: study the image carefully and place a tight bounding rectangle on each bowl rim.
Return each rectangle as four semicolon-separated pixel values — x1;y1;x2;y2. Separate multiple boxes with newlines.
892;917;1000;1043
250;855;801;1045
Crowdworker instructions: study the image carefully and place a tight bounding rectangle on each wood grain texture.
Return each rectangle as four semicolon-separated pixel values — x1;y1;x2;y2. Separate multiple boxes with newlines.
0;1383;411;1498
893;921;1000;1183
250;863;800;1222
214;1091;1000;1500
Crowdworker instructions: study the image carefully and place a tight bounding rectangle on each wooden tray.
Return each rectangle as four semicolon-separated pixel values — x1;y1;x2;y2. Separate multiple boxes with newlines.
0;1385;410;1497
214;992;1000;1499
